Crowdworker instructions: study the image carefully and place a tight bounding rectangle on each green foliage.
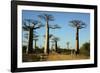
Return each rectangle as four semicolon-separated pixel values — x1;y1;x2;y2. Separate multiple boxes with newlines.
80;42;90;56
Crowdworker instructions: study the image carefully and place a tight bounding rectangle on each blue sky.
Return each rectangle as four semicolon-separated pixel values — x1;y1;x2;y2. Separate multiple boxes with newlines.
22;10;90;49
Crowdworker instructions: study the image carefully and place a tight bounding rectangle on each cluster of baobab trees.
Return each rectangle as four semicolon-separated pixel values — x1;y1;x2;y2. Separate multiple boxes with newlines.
23;13;86;55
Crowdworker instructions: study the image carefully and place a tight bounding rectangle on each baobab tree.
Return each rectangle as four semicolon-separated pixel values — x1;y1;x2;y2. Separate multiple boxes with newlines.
24;33;39;52
51;36;60;52
23;31;37;48
33;35;38;49
66;42;70;49
23;19;43;54
42;34;53;53
69;20;86;54
38;14;60;55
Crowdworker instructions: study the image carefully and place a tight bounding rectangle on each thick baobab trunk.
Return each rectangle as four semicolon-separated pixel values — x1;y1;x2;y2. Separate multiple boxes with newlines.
76;28;79;54
44;21;49;55
27;28;33;53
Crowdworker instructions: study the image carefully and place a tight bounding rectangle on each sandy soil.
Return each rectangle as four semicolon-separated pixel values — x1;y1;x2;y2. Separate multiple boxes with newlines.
47;52;89;61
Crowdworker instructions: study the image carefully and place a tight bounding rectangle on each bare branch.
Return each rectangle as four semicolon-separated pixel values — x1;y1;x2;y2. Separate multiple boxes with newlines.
34;24;44;29
33;34;39;38
43;34;53;38
38;15;46;21
22;26;29;31
49;24;61;29
52;36;60;42
38;13;54;21
31;20;39;26
33;38;38;41
69;20;87;29
78;22;87;29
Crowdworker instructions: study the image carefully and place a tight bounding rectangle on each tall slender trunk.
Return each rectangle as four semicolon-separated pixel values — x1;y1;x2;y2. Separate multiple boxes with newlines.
34;40;37;49
76;28;79;54
44;20;49;55
27;28;33;54
67;43;69;49
26;32;29;54
55;41;57;52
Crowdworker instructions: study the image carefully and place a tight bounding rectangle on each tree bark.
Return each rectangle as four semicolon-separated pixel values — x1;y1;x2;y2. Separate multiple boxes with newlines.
76;28;79;54
44;20;49;55
67;43;69;49
34;40;37;49
27;28;33;53
55;41;57;52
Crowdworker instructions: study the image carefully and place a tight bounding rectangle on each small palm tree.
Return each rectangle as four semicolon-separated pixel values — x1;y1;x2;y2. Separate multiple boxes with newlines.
69;20;86;54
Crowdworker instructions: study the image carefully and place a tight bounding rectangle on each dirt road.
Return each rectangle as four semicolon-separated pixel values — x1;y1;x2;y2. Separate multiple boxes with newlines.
47;52;89;61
